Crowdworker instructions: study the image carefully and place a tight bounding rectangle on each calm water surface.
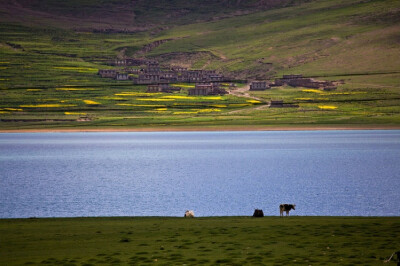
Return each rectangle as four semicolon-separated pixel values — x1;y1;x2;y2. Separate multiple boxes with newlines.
0;130;399;218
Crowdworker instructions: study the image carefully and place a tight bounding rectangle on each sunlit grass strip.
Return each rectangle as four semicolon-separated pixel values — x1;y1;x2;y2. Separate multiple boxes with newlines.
318;105;338;110
136;98;175;102
83;100;100;105
26;89;42;91
56;88;96;91
173;108;222;115
65;112;87;115
53;67;98;73
20;104;77;108
294;98;313;100
98;96;125;100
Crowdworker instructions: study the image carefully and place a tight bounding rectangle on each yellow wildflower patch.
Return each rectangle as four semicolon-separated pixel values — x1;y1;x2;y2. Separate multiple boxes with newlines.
0;78;10;81
0;111;10;114
116;104;165;107
83;100;100;105
173;111;199;115
115;92;159;96
318;105;338;110
170;84;195;88
4;108;23;111
196;108;222;113
228;104;250;107
136;98;175;102
65;112;87;115
200;96;222;100
302;89;323;93
211;104;227;108
246;99;262;104
20;104;77;108
161;95;195;100
57;88;96;91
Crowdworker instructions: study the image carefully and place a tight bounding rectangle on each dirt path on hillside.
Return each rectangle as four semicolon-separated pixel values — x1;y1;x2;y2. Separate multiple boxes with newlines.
228;84;270;113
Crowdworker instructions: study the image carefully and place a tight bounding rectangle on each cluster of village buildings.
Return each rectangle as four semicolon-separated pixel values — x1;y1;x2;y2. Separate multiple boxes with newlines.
98;58;228;95
98;58;337;99
249;74;337;91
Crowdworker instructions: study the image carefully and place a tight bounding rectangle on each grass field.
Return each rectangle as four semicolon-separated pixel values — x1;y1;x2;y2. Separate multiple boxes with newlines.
1;216;400;265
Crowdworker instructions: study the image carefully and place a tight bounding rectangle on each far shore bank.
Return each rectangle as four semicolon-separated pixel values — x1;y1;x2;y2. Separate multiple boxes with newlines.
1;124;400;133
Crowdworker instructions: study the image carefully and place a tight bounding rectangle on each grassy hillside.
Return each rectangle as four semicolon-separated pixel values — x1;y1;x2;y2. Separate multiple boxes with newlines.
1;216;400;265
0;0;399;129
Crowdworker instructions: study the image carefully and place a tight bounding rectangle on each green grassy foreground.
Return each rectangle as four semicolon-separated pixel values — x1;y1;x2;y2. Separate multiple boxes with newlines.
1;216;400;265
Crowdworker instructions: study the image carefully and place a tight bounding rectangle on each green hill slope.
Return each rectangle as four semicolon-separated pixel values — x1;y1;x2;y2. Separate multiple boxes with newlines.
0;0;399;129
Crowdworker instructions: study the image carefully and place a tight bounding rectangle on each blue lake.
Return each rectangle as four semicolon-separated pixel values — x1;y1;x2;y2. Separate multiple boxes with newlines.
0;130;399;218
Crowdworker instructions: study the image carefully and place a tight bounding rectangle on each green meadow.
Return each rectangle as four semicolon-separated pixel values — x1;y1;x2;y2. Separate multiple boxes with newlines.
1;217;400;265
0;0;399;129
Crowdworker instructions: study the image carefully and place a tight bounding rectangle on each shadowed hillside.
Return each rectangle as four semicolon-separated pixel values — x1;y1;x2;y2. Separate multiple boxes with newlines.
0;0;307;31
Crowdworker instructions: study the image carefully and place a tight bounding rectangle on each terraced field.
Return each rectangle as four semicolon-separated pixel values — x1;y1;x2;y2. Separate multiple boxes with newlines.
0;0;399;129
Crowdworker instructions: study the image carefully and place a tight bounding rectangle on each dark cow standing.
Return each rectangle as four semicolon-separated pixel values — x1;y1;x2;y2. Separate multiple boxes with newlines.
280;204;296;217
253;209;264;217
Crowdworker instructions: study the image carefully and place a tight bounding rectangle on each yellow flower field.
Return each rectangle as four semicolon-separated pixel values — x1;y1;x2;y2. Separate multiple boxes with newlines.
2;108;23;111
65;112;87;115
161;95;195;100
56;88;96;91
318;105;338;110
26;89;42;91
136;98;175;102
115;92;160;96
170;84;195;88
20;104;77;108
246;99;262;104
302;89;323;94
83;100;100;105
116;103;165;107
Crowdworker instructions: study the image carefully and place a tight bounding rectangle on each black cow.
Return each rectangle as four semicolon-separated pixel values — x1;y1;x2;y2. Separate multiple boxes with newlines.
253;209;264;217
280;204;296;217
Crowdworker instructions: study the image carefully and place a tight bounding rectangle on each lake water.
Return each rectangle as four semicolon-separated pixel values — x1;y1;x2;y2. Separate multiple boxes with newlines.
0;130;399;218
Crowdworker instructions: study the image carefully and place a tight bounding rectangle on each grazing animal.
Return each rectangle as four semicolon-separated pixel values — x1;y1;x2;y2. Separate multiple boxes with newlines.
253;209;264;217
280;204;296;217
184;210;195;218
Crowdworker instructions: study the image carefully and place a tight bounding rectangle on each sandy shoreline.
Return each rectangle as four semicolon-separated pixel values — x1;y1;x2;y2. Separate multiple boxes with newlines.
1;125;400;133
